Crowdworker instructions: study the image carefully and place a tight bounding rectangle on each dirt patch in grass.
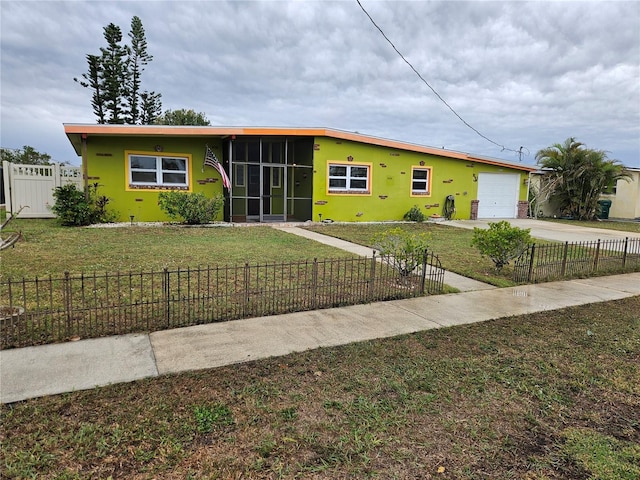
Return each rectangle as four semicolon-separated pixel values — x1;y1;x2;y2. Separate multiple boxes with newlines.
2;296;639;479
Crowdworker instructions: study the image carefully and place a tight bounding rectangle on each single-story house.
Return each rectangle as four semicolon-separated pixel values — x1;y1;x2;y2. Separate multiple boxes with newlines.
63;124;537;223
600;167;640;220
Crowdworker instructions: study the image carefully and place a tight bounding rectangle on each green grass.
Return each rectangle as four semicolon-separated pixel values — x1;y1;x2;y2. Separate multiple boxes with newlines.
306;222;521;287
543;218;640;233
562;427;640;480
0;219;357;278
6;219;616;288
2;296;638;478
3;219;517;286
1;220;454;348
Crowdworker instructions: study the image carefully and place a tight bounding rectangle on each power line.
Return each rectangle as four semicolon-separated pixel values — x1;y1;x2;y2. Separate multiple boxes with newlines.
355;0;523;157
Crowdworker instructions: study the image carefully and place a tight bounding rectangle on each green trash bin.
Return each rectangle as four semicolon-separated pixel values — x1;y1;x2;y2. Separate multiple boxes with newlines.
597;199;612;219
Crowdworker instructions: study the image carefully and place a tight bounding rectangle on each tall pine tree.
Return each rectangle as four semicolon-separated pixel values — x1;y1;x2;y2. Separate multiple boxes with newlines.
100;23;128;124
139;91;163;125
75;54;106;123
125;16;151;124
75;16;161;125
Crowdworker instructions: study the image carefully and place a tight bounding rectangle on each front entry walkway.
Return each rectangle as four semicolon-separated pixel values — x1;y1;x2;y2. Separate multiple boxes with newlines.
272;226;496;292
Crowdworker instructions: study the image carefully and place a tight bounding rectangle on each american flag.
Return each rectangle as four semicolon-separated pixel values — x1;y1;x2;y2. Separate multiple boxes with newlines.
203;146;231;191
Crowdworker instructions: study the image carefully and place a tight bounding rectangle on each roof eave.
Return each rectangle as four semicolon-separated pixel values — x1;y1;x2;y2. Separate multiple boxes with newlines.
63;124;537;171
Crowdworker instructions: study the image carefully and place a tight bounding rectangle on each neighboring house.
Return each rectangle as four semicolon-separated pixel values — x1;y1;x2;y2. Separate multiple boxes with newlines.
531;167;640;220
600;167;640;220
63;124;536;223
529;169;559;218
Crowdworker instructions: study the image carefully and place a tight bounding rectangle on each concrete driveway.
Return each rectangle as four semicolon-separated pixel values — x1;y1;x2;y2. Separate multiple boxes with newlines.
445;219;640;243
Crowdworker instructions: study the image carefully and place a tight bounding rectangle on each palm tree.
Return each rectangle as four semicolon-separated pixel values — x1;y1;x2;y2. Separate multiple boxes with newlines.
535;138;630;220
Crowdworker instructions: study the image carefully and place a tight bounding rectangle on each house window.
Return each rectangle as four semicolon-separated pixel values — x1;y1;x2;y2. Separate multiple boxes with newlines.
328;163;370;193
411;167;431;196
129;154;188;188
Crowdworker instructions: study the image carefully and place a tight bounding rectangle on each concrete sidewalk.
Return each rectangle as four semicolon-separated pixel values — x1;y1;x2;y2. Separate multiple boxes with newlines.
2;272;638;404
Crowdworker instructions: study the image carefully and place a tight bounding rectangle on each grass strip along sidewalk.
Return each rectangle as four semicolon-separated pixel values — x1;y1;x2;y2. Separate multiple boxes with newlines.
2;296;638;479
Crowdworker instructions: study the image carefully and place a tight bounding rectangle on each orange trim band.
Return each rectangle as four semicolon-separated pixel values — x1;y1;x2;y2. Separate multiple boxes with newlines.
63;124;537;172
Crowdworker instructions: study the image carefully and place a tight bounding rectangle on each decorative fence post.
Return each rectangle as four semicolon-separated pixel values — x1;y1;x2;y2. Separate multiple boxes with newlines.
593;239;601;271
368;252;377;301
622;237;628;268
243;263;250;317
311;258;318;309
420;249;428;294
561;242;569;276
63;271;72;337
162;267;170;327
527;244;536;283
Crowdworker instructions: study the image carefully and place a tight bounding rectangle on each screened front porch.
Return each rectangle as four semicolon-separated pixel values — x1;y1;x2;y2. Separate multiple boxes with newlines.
224;136;314;223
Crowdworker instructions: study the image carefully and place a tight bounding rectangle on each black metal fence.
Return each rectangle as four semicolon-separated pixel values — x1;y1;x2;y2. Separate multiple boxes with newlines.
1;252;444;349
513;237;640;283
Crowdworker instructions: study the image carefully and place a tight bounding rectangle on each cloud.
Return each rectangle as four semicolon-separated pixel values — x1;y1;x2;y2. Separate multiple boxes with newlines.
1;0;638;167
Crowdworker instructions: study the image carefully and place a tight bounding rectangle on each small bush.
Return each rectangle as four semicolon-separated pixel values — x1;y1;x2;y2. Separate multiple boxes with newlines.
158;191;224;225
373;227;430;276
404;205;427;222
471;221;533;272
51;183;115;226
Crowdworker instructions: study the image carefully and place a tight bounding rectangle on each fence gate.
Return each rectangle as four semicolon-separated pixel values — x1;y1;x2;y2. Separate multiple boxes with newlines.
2;161;82;218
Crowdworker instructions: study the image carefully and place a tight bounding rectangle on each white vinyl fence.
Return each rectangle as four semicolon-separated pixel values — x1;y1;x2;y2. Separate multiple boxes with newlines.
2;161;83;218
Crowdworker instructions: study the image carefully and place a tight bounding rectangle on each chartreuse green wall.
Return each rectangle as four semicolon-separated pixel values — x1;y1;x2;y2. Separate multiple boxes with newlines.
311;137;529;222
86;133;529;223
86;136;225;222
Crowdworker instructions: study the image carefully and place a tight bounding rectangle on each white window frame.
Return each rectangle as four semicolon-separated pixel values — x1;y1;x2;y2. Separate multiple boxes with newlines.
328;163;370;193
411;167;431;196
128;153;189;188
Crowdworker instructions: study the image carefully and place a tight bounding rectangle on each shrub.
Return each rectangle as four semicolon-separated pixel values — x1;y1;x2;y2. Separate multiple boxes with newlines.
158;191;224;225
471;221;533;272
51;183;115;226
373;227;430;276
404;205;427;222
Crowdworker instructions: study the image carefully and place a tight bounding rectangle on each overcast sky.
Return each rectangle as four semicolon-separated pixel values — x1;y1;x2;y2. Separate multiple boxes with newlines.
1;0;639;168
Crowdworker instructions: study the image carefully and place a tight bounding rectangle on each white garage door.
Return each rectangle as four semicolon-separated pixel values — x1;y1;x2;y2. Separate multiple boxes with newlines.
477;173;520;218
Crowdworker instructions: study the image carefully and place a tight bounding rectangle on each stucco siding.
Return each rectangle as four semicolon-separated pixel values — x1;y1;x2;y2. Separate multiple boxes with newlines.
86;137;225;222
70;125;533;223
311;137;529;222
605;170;640;219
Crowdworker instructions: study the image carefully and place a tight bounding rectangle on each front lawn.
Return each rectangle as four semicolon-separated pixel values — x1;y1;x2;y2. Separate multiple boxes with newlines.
2;296;638;479
3;219;517;287
0;219;356;279
306;222;521;287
